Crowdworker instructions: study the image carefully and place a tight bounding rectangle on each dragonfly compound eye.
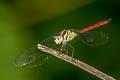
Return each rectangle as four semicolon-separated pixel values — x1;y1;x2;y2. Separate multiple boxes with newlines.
53;35;63;44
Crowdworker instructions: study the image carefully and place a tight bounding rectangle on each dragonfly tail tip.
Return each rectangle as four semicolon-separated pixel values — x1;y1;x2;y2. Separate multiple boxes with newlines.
107;18;112;22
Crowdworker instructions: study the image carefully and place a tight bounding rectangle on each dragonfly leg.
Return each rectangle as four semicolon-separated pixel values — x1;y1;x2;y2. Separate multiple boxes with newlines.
66;43;74;57
55;43;66;53
60;43;66;52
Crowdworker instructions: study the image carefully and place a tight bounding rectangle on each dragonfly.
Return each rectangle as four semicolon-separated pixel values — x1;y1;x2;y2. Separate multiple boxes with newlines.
15;19;111;67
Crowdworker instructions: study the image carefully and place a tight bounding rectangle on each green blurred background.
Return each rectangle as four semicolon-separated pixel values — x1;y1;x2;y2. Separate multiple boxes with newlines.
0;0;120;80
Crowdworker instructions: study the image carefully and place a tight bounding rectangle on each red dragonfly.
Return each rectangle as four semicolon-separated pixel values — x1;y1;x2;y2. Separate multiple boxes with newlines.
15;19;112;67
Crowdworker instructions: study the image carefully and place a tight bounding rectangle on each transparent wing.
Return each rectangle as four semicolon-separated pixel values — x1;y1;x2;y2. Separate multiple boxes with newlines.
15;45;49;67
15;35;56;67
77;31;109;46
15;33;76;67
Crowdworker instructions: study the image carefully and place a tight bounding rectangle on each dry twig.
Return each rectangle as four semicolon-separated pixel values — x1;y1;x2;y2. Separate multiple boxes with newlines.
38;44;116;80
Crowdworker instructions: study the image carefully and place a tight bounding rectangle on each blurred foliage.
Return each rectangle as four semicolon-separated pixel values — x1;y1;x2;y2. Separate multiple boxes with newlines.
7;0;95;25
0;0;120;80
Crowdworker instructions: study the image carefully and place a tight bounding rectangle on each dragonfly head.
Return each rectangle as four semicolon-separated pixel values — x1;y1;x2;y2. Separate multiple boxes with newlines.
53;34;63;44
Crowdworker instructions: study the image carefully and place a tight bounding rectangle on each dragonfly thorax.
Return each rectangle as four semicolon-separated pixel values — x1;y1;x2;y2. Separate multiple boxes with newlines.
53;30;77;44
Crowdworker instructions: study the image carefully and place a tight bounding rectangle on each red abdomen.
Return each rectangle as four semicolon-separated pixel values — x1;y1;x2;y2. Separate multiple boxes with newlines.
79;19;112;33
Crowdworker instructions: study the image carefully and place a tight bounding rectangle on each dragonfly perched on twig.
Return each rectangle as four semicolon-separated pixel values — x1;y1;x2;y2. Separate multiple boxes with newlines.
15;19;111;67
